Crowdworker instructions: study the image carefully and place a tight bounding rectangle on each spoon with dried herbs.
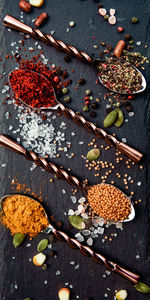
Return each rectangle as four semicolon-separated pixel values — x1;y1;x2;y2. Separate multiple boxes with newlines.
0;134;135;223
0;193;139;284
8;69;143;163
4;14;146;95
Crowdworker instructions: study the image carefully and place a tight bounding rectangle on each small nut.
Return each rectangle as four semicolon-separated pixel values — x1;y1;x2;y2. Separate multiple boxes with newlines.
33;253;46;266
116;290;128;300
58;288;70;300
35;13;48;28
99;8;107;16
19;0;32;12
29;0;44;7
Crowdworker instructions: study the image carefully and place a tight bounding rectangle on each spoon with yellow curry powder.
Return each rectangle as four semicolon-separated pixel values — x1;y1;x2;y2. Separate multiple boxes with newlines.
0;134;135;223
0;194;139;284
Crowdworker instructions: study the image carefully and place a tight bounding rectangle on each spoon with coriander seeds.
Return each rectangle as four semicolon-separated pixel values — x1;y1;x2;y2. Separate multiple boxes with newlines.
8;68;143;163
0;193;139;284
0;134;135;223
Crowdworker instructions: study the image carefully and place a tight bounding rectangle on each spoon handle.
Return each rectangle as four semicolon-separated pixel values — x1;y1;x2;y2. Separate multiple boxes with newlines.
0;134;85;191
3;15;143;162
58;103;143;162
50;227;140;284
3;14;93;64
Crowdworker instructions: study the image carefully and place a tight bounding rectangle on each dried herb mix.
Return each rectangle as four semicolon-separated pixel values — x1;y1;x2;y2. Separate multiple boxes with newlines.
97;57;142;93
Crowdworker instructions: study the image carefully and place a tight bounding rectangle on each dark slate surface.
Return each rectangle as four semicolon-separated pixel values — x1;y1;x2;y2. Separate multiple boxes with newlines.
0;0;150;299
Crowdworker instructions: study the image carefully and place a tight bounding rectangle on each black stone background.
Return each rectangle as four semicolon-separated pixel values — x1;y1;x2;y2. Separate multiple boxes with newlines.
0;0;150;299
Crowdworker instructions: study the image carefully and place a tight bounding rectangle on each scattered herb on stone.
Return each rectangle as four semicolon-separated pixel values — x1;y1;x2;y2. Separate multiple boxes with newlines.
134;282;150;293
69;215;86;230
13;233;26;248
114;108;124;127
37;238;49;252
83;105;89;112
86;148;100;161
103;109;118;127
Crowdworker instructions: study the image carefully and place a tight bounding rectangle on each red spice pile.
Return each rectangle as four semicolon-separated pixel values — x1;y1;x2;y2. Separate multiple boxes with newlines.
9;56;72;109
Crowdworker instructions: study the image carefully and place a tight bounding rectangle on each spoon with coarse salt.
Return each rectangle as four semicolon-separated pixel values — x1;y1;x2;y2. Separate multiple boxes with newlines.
0;193;139;284
8;69;143;163
0;134;135;223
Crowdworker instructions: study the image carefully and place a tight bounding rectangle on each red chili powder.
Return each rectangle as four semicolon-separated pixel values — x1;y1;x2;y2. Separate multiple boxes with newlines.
9;57;72;109
9;69;56;108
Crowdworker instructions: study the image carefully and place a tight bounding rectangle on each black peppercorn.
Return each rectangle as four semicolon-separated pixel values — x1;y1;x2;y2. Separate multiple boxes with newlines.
89;111;96;118
64;56;71;63
91;102;99;109
125;34;132;40
99;51;103;58
126;105;132;112
41;264;47;270
56;221;63;228
98;3;103;8
78;78;86;85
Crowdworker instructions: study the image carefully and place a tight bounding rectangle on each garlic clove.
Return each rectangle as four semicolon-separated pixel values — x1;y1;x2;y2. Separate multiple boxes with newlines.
58;288;70;300
33;253;46;266
29;0;44;7
116;290;128;300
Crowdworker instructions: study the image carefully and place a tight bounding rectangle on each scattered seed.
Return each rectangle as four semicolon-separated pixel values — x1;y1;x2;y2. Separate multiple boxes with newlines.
37;239;49;252
13;233;26;248
104;109;118;127
86;148;100;161
69;215;86;230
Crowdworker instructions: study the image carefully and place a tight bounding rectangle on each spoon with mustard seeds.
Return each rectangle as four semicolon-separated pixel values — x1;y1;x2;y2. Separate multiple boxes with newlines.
8;69;143;163
4;14;146;96
0;194;139;284
0;134;135;223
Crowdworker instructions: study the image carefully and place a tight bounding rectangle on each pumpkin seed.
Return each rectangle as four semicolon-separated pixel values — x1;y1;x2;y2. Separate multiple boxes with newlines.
114;108;124;127
69;215;86;230
103;109;118;127
13;233;26;248
134;282;150;293
86;149;100;161
37;239;49;252
24;298;32;300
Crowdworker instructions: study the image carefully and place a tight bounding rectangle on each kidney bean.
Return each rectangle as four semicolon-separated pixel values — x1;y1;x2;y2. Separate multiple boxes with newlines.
35;13;48;28
114;40;126;58
19;0;32;12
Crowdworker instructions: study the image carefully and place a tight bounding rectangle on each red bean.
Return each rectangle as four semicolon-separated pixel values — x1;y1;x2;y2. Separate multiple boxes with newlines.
114;40;126;58
35;13;48;28
19;0;32;13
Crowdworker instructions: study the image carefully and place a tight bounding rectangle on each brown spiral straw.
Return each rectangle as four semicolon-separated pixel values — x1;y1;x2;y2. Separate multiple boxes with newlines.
0;134;85;191
0;134;140;284
50;227;140;284
58;103;143;162
3;15;143;162
3;15;93;64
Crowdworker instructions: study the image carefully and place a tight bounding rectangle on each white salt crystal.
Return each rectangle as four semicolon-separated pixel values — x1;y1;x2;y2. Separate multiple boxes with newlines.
129;112;134;117
122;138;127;143
87;237;93;246
56;270;60;275
71;196;77;203
68;209;75;216
82;230;90;236
78;197;86;204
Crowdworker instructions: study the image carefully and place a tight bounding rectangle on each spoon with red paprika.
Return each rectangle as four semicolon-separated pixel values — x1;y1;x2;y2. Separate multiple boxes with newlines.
8;69;143;163
4;14;146;96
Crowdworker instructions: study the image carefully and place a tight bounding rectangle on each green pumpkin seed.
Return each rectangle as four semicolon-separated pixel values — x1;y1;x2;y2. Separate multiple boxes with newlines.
13;233;26;248
114;108;124;127
24;298;32;300
69;215;86;230
86;148;100;161
134;282;150;293
103;109;118;127
37;239;49;252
